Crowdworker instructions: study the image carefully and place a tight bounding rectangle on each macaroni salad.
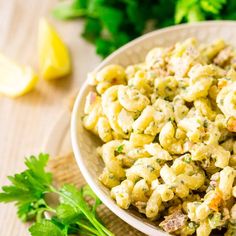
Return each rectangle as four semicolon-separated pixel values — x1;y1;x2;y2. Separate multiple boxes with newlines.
83;38;236;235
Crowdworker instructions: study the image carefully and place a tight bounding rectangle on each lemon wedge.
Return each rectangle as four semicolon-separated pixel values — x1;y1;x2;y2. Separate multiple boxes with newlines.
0;53;38;98
38;18;71;80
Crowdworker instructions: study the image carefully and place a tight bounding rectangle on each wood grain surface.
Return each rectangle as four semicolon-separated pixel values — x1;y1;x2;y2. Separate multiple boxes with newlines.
0;1;100;235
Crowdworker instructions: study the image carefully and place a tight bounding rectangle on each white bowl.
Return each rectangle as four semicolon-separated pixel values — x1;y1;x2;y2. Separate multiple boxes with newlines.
71;21;236;235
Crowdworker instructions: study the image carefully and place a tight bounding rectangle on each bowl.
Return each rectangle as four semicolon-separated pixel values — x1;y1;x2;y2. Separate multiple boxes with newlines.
71;21;236;235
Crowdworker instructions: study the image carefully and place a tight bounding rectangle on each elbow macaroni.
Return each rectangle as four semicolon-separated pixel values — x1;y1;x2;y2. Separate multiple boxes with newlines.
82;38;236;235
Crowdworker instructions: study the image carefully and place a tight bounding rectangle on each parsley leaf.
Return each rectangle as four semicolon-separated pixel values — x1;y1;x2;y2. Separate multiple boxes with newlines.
175;0;200;24
187;4;205;22
95;38;115;57
200;0;226;14
52;2;87;20
116;145;124;154
82;18;102;42
29;220;65;236
175;0;227;24
126;1;146;33
56;204;80;225
87;0;105;17
0;153;51;221
184;155;192;163
25;153;52;185
98;6;123;35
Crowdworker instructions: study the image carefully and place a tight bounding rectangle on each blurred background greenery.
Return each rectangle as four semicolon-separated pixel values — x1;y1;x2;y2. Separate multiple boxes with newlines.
53;0;236;58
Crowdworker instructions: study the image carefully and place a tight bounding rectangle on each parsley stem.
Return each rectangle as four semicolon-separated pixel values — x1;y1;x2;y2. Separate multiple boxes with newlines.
53;188;114;236
46;206;56;214
36;208;45;223
76;221;100;236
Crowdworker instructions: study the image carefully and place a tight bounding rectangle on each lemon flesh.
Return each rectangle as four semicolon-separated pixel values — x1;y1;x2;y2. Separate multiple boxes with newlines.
0;54;38;98
38;19;71;80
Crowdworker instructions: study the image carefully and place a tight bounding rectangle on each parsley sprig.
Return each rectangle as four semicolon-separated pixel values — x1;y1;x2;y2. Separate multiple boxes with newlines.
52;0;236;58
0;153;114;236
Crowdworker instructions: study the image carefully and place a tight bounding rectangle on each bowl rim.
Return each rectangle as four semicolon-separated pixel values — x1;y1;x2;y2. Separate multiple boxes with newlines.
71;20;236;235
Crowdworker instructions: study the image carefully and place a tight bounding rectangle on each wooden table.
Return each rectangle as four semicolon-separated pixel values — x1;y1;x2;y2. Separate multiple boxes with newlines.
0;1;100;235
